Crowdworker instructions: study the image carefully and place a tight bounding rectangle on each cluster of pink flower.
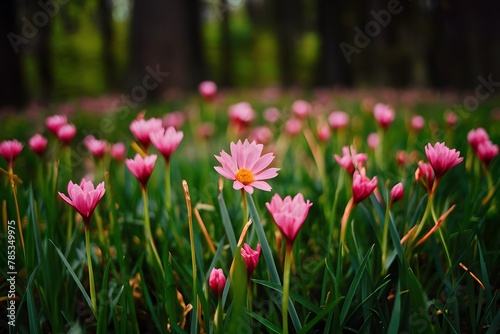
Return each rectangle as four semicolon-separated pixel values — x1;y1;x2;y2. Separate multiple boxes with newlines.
467;128;499;169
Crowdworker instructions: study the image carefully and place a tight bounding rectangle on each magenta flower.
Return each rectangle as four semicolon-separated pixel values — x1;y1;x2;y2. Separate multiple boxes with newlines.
477;140;498;168
129;117;163;149
291;100;311;118
285;118;302;136
163;111;185;130
352;170;378;204
150;127;184;162
29;134;48;156
367;133;379;150
390;182;404;205
266;193;312;247
58;179;105;227
199;80;217;101
373;103;395;129
57;124;76;145
317;123;331;142
46;115;68;134
328;111;349;130
214;139;279;194
241;243;261;278
125;154;157;188
415;161;435;192
445;112;457;127
467;128;489;152
209;268;226;297
84;135;107;158
264;107;280;124
334;146;367;174
110;142;126;161
411;115;425;132
229;102;256;126
0;140;23;168
425;142;463;178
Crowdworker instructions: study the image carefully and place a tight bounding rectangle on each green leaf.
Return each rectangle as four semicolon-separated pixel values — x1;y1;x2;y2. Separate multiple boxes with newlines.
217;190;237;256
247;309;282;334
298;297;344;334
97;261;112;332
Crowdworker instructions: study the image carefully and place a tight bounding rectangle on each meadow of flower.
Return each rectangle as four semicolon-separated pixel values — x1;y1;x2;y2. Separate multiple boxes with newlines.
0;85;499;333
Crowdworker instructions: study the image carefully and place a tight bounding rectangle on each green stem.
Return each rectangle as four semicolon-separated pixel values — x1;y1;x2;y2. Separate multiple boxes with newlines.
165;162;172;212
413;193;433;246
186;182;198;332
216;295;223;334
376;128;385;170
381;200;391;274
282;246;293;334
85;227;97;316
241;189;247;227
142;187;164;278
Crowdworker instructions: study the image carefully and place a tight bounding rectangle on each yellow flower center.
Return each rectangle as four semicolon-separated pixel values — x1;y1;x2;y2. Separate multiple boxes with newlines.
235;168;255;185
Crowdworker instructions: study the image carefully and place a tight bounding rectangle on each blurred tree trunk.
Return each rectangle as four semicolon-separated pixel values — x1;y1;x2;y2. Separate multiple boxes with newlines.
128;0;199;100
219;0;233;86
37;16;53;104
0;0;25;108
186;0;204;84
98;0;116;90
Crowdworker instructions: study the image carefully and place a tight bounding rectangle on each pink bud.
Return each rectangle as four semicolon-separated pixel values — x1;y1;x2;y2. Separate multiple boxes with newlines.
125;154;157;188
0;140;23;167
29;134;48;156
390;182;404;205
411;115;425;132
46;115;68;134
110;142;126;161
199;81;217;100
367;133;379;150
328;111;349;130
373;103;395;129
241;243;261;278
476;140;498;168
209;268;226;297
291;100;311;118
57;124;76;145
352;170;378;204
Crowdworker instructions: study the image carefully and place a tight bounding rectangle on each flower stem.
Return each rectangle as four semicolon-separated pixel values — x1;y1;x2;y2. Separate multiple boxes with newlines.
183;181;198;332
85;227;97;316
215;295;223;334
165;162;171;212
413;193;433;245
142;187;164;278
340;197;355;244
381;199;391;274
241;189;247;228
282;246;293;334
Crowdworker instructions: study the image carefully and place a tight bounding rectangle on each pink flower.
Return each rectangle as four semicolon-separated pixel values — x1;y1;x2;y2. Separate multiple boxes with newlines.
373;103;395;129
445;112;457;127
150;127;184;162
125;154;157;188
84;136;107;158
58;179;105;227
467;128;489;152
229;102;255;127
110;142;126;161
285;118;302;136
334;146;367;174
209;268;226;297
46;115;67;134
251;126;273;144
415;161;435;192
199;80;217;100
328;111;349;130
291;100;311;118
264;107;280;123
266;193;312;246
214;139;279;194
57;124;76;145
0;140;23;167
317;123;331;142
476;140;498;167
197;123;214;139
367;133;379;150
425;142;463;178
241;243;261;278
163;111;185;130
29;134;48;156
130;117;163;149
390;182;404;205
396;150;407;168
411;115;425;132
352;170;378;204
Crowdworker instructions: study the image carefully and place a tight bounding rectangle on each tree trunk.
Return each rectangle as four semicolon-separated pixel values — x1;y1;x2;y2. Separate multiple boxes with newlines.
99;0;116;90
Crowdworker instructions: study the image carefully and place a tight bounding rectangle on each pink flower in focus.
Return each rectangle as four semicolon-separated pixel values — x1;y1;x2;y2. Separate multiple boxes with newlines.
476;140;498;168
367;133;379;150
264;107;280;123
0;140;23;167
130;117;163;149
214;139;279;194
373;103;395;129
163;112;185;130
425;142;463;178
125;154;157;188
328;111;349;130
415;161;435;192
46;115;68;134
110;142;126;161
29;134;48;157
334;146;367;174
199;80;217;101
251;126;273;144
56;124;76;145
58;179;105;227
467;128;489;152
209;268;226;297
285;118;302;136
150;127;184;162
266;193;312;247
84;136;107;158
241;243;261;278
411;115;425;132
390;182;404;205
352;170;378;203
291;100;311;118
